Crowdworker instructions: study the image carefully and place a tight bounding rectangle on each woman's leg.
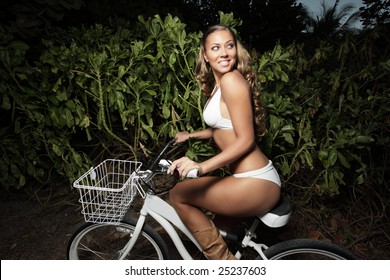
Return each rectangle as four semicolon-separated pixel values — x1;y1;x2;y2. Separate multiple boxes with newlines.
169;177;221;232
169;176;280;232
169;176;280;260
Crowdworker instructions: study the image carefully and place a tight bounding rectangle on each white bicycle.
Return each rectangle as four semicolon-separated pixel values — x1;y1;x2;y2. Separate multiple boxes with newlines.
67;140;357;260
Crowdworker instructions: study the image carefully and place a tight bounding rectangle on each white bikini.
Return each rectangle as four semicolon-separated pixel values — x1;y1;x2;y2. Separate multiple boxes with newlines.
233;161;281;187
203;87;281;187
203;87;233;130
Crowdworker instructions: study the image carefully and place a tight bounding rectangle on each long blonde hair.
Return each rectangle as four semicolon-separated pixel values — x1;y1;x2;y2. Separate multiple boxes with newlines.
194;24;267;141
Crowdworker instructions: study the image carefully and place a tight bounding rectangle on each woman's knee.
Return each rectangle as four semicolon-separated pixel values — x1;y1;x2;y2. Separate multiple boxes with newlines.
169;183;187;207
168;188;179;208
170;181;202;209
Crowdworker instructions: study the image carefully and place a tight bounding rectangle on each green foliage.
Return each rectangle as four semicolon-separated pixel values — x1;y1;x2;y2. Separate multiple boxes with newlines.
258;29;389;196
0;13;388;200
0;13;204;189
0;26;92;189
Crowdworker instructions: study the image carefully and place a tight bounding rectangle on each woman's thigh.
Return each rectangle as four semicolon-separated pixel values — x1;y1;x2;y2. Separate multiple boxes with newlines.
170;176;281;217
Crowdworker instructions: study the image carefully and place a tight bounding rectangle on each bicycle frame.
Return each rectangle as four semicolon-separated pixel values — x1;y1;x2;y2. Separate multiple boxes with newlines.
119;193;200;259
118;190;269;260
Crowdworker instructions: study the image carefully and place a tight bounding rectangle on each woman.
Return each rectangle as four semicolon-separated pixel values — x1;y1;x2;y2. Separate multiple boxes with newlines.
168;24;281;260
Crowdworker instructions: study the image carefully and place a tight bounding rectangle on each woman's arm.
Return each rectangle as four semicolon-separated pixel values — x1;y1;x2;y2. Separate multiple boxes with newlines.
175;128;213;143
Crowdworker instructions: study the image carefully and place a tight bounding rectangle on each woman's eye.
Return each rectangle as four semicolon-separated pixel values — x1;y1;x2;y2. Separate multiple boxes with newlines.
227;44;235;49
211;46;219;51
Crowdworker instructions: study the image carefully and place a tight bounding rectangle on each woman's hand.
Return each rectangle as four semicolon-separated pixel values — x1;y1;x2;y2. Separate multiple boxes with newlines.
167;156;202;178
174;132;190;144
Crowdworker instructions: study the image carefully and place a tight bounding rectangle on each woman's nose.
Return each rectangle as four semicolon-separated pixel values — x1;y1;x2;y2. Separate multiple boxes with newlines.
220;48;228;56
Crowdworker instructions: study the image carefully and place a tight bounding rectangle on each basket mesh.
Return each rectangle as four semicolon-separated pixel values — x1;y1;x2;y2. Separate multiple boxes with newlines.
73;159;142;224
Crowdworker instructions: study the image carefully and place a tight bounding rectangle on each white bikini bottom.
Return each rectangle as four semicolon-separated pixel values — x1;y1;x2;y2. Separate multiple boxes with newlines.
233;160;281;187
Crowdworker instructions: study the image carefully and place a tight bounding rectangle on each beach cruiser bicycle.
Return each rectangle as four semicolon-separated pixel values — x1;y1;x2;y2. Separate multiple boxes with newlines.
67;139;357;260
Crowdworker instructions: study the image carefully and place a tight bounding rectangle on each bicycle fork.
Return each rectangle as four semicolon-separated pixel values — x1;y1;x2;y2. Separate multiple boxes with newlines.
117;213;148;260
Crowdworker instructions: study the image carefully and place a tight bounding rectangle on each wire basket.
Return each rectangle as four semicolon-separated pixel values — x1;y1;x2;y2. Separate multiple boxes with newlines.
73;159;142;225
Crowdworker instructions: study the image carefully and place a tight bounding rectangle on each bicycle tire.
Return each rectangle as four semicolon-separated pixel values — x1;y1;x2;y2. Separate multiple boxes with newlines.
261;239;357;260
67;217;170;260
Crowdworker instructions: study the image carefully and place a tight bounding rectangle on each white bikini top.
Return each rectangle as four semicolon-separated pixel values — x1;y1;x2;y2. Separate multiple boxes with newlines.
203;87;233;130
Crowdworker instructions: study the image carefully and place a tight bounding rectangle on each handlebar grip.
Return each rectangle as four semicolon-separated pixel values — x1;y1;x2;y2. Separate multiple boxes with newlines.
186;169;200;178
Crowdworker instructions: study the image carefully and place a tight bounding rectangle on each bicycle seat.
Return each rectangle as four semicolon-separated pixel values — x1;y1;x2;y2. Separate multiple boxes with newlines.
257;194;292;228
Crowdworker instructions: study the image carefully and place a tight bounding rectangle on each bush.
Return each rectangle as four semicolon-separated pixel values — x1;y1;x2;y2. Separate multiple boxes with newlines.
258;30;389;196
0;15;388;201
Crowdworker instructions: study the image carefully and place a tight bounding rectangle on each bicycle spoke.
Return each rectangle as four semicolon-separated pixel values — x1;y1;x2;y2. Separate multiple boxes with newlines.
68;219;169;260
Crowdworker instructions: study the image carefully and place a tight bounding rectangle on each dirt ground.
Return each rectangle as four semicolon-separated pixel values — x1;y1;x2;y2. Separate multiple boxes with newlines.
0;186;83;260
1;184;389;260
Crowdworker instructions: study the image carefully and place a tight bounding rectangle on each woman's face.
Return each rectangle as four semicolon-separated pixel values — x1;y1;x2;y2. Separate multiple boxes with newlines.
203;30;237;81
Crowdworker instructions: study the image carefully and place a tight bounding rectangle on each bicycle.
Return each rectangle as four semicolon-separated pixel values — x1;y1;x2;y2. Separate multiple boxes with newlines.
67;139;357;260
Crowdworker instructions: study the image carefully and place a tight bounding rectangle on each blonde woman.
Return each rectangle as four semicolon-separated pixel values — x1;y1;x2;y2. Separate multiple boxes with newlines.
168;25;281;260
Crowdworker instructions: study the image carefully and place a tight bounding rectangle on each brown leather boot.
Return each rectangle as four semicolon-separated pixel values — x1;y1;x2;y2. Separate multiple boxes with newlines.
193;225;237;260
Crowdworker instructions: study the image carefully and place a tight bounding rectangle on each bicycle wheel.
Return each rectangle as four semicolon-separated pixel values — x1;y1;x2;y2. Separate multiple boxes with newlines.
67;217;169;260
261;239;357;260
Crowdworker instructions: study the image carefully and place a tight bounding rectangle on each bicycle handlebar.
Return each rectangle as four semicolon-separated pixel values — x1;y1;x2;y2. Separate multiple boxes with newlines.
158;159;200;178
185;168;200;178
146;139;201;179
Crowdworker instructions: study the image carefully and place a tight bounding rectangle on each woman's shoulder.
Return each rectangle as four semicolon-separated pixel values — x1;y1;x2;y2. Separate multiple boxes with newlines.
220;70;248;93
221;69;243;81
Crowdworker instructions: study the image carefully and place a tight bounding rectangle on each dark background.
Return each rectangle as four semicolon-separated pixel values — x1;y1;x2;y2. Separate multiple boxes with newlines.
1;0;389;260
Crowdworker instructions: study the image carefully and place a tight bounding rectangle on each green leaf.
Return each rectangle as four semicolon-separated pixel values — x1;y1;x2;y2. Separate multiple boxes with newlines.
118;65;125;77
280;125;294;132
356;174;364;184
146;89;157;96
355;135;374;143
65;100;76;111
338;152;351;168
72;149;83;167
2;95;11;110
169;53;177;67
64;107;74;128
318;149;328;163
258;57;269;70
328;148;338;167
280;158;290;176
303;150;313;168
52;143;62;156
162;104;170;119
19;174;26;187
49;108;60;126
269;115;281;131
56;91;68;101
281;72;289;83
10;164;21;177
9;41;29;51
141;121;155;138
283;133;294;145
